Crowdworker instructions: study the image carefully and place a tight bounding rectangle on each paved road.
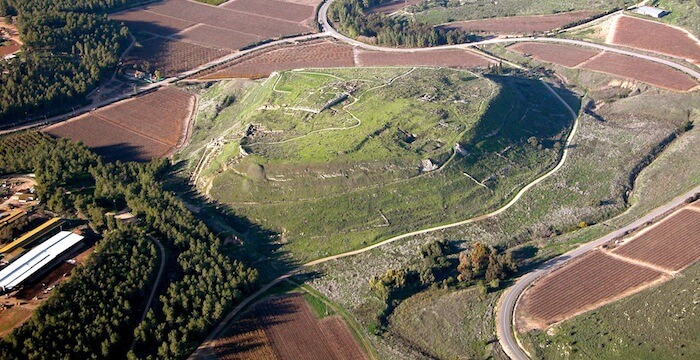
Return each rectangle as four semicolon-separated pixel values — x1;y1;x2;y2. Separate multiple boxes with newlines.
496;184;700;360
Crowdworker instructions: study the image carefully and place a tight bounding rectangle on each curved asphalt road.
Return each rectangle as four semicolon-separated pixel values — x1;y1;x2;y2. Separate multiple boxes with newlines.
497;185;700;360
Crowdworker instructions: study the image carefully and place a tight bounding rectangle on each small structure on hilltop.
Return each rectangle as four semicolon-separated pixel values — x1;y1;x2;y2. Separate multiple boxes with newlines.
634;6;668;18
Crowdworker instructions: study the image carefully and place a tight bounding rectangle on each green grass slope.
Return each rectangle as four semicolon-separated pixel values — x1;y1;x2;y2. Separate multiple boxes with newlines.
196;67;576;261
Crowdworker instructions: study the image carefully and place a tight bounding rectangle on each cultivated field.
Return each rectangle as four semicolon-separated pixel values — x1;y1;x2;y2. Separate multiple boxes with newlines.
355;49;493;67
440;11;600;34
580;52;699;91
211;294;366;359
522;260;700;359
113;0;314;44
610;15;700;64
612;207;700;272
125;37;231;77
199;42;495;80
44;87;194;162
220;0;315;23
508;42;600;67
518;250;666;330
111;9;196;36
507;42;699;91
200;39;355;80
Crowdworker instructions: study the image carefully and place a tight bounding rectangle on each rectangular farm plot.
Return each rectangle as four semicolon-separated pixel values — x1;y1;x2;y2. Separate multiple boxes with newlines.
146;0;312;39
519;251;666;329
97;87;194;146
44;115;172;162
177;24;261;51
200;39;355;79
441;11;600;34
212;294;367;360
580;52;698;92
355;49;493;68
221;0;315;23
508;42;600;67
611;16;700;64
612;208;700;272
110;10;196;37
126;37;231;76
44;88;194;162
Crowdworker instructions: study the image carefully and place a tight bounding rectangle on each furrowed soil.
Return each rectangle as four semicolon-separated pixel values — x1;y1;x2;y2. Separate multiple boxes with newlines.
610;15;700;64
612;207;700;271
44;87;194;162
517;250;666;330
439;11;600;35
508;42;600;67
210;294;366;359
521;261;700;359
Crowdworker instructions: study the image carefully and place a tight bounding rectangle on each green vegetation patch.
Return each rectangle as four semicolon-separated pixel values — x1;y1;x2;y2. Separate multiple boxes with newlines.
196;67;576;261
522;261;700;359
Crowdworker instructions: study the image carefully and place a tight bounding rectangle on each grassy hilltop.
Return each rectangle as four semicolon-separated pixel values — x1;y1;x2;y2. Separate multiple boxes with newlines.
187;67;576;261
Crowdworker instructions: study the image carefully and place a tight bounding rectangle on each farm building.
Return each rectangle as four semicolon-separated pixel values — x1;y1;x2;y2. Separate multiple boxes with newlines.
0;217;64;255
0;231;83;293
634;6;668;18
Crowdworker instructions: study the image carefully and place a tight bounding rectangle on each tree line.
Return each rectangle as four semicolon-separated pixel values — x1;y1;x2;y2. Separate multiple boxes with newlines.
328;0;480;47
0;0;142;124
0;132;258;359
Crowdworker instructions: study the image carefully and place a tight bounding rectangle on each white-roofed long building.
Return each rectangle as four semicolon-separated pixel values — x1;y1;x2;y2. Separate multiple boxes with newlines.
0;231;83;292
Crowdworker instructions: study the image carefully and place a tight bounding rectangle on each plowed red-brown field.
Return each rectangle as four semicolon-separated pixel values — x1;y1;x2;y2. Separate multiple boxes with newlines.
612;208;700;272
580;52;699;91
44;88;194;162
111;9;196;36
519;251;665;329
441;11;600;34
200;39;355;79
221;0;315;23
125;37;231;76
356;49;492;68
178;24;262;50
117;0;313;40
211;294;366;360
508;42;600;67
611;16;700;64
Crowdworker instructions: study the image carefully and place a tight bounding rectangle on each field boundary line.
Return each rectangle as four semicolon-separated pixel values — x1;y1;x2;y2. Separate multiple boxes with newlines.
92;112;173;147
573;50;605;68
602;250;676;276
